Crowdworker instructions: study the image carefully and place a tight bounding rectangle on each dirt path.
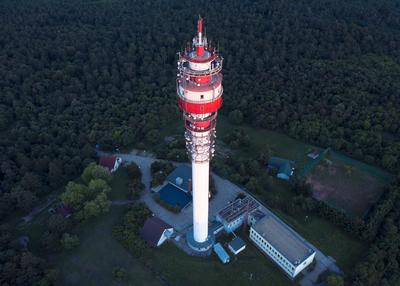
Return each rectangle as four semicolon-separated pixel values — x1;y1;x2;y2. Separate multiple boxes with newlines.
21;196;57;222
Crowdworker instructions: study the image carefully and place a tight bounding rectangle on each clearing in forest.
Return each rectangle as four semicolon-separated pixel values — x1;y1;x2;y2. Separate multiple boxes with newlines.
306;154;391;217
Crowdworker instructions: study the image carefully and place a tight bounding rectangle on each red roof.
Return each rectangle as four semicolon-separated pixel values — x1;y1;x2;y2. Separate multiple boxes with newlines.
140;217;172;247
99;156;117;171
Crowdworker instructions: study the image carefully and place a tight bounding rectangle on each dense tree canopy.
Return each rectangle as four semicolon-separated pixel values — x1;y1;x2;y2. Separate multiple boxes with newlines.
0;0;400;284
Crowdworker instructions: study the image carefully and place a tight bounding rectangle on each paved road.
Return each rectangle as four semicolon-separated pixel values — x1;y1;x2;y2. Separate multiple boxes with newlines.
99;149;240;231
99;150;341;285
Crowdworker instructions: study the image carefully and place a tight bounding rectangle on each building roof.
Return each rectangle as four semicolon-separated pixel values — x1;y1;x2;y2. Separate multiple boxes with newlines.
229;237;246;252
307;150;320;159
213;243;230;263
252;214;314;265
249;210;266;223
159;183;192;209
268;156;294;177
166;165;192;192
56;205;73;217
217;195;260;224
140;216;172;247
99;156;117;171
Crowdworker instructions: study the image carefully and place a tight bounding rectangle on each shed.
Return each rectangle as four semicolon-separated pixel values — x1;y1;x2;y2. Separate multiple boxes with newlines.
140;216;174;247
213;243;230;264
268;157;295;180
99;156;122;173
307;150;320;160
228;237;246;255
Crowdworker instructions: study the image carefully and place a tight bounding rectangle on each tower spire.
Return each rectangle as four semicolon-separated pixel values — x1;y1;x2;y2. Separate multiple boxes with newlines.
196;16;204;57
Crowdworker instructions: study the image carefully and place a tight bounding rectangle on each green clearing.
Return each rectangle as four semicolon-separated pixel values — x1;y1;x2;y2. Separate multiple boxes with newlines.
272;209;368;273
20;167;161;286
51;206;161;286
108;168;131;200
216;116;319;170
143;237;296;286
162;116;368;273
306;155;388;217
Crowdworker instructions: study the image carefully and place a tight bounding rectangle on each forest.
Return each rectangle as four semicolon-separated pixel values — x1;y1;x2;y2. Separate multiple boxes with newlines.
0;0;399;285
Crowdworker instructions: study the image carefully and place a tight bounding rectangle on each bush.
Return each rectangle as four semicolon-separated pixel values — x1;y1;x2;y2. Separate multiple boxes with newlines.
150;161;174;187
112;267;127;281
61;233;80;250
126;163;141;180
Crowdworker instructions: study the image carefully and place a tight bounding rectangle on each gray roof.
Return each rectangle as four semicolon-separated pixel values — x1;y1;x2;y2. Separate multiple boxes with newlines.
166;165;192;192
268;156;294;177
252;214;314;265
249;210;266;222
229;237;246;251
217;196;260;224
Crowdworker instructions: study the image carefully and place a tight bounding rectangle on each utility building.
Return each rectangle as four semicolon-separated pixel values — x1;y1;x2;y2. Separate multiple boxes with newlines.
267;157;295;180
216;195;260;233
249;214;315;278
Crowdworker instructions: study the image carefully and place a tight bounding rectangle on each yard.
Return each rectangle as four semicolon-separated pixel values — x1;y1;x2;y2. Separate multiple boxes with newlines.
142;236;296;286
50;206;161;286
21;167;162;286
273;209;368;273
306;154;391;217
216;116;319;171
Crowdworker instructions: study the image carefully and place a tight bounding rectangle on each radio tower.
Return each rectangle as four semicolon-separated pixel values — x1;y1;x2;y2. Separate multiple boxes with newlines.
177;16;223;251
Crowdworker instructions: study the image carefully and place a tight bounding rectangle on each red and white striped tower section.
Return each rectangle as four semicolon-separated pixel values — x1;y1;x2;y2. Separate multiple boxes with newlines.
177;16;223;250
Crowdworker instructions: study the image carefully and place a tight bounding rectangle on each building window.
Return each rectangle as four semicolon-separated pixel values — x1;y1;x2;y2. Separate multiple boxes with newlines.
200;95;204;99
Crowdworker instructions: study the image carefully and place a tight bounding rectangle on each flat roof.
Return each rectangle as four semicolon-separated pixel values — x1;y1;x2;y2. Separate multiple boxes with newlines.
229;237;246;251
217;196;260;224
252;214;314;265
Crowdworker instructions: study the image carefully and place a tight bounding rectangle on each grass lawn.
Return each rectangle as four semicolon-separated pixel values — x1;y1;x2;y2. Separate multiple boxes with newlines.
306;156;387;217
50;168;161;286
143;237;296;286
162;116;368;274
51;206;162;286
19;167;160;286
273;209;368;273
216;116;319;170
108;168;131;200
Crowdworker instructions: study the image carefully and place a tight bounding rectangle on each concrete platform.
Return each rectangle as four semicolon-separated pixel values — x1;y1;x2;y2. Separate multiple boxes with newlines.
186;227;215;254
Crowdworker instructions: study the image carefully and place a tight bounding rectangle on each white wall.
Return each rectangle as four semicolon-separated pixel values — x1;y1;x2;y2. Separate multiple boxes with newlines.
157;228;174;247
249;227;314;278
293;251;316;277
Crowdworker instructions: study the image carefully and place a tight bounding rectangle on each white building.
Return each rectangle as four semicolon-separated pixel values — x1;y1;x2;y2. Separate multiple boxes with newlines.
249;214;315;278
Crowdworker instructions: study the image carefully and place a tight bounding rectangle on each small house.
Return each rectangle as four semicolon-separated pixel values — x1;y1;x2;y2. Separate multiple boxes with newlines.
228;237;246;255
99;156;122;173
268;157;295;181
140;216;174;247
307;150;320;160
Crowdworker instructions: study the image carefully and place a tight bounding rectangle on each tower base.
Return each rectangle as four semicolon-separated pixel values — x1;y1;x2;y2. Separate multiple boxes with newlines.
186;227;214;253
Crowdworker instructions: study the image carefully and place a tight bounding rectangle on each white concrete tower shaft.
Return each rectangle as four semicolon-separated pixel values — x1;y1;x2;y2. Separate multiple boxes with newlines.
192;161;209;241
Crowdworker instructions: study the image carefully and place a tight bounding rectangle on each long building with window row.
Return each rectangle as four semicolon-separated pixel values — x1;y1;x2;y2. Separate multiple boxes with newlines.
249;214;315;278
